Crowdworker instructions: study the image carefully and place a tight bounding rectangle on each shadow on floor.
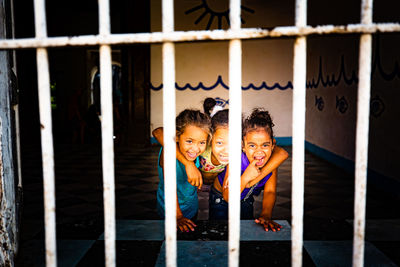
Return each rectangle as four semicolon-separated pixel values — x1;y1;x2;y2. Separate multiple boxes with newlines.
15;145;400;266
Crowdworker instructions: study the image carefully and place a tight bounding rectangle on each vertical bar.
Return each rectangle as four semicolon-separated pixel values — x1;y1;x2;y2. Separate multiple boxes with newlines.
98;0;116;266
353;0;373;266
33;0;57;266
11;0;23;257
228;0;241;267
292;0;307;266
11;0;22;189
162;0;177;266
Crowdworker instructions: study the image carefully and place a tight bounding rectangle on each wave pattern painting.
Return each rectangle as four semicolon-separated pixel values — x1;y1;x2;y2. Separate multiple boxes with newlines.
150;36;399;91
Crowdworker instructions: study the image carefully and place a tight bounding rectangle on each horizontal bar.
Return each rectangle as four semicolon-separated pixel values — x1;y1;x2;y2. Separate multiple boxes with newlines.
1;23;400;49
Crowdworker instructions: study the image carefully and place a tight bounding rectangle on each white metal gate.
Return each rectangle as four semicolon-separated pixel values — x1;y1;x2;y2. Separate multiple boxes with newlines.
1;0;400;266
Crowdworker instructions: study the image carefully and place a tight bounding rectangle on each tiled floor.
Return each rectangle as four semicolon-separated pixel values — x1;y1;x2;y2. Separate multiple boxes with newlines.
15;144;400;266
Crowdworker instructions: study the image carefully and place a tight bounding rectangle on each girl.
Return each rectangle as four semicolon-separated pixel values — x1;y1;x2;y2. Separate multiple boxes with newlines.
156;109;211;232
209;108;282;232
198;104;229;185
153;98;289;188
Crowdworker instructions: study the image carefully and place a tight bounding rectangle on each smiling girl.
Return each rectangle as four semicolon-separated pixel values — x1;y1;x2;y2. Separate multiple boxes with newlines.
210;108;283;232
153;98;288;190
156;109;211;232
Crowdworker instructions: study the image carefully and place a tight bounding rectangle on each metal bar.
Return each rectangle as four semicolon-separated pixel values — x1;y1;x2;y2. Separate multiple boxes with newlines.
163;42;177;267
11;0;22;190
33;0;57;266
37;49;57;267
98;0;116;266
1;23;400;49
162;1;177;267
228;0;241;267
353;0;373;266
291;0;307;266
11;0;23;257
99;0;110;35
34;0;47;39
100;45;116;267
12;106;22;189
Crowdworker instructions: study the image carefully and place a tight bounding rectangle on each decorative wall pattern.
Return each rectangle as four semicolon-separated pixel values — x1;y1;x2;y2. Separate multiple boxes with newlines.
150;36;399;92
150;75;292;91
336;96;349;114
185;0;255;30
370;95;385;118
315;96;324;111
215;97;229;107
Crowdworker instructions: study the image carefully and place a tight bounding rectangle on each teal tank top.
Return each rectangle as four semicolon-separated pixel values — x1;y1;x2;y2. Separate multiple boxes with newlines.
156;148;199;219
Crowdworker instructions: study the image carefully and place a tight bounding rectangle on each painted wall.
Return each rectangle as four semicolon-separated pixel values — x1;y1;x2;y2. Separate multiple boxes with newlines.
368;34;400;181
305;0;400;181
150;0;294;137
150;0;400;182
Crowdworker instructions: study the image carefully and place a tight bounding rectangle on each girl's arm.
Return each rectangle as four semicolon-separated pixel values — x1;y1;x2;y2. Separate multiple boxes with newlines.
160;152;197;232
176;196;197;232
152;127;203;189
247;145;288;188
221;165;230;201
221;161;260;202
255;169;281;231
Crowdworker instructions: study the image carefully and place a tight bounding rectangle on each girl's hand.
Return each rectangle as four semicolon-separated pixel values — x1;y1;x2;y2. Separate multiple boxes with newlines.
241;160;260;186
255;217;281;232
185;162;203;189
177;215;197;232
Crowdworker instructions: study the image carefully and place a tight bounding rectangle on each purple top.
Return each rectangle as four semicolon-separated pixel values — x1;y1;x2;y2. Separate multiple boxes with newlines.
217;152;273;199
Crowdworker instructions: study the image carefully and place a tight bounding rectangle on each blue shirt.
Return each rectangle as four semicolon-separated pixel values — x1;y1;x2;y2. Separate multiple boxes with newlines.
157;148;199;219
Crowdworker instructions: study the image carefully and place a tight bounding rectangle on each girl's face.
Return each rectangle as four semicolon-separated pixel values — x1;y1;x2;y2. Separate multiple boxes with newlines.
243;129;274;168
211;127;229;164
178;125;209;162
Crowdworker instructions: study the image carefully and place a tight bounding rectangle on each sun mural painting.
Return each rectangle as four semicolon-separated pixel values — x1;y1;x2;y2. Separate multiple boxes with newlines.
185;0;255;30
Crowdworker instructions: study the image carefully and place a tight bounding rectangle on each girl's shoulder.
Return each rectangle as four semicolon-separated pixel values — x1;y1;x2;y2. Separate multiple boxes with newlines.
200;145;212;158
199;145;226;173
241;152;250;170
198;146;212;164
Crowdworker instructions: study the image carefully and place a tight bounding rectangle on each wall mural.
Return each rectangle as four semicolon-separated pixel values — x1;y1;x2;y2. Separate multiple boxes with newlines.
215;97;229;107
151;36;398;92
370;95;385;118
306;55;358;89
336;96;349;114
150;75;292;91
151;36;397;117
185;0;255;30
315;96;324;111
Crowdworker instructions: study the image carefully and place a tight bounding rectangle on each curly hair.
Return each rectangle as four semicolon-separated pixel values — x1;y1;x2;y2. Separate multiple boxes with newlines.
242;108;274;139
